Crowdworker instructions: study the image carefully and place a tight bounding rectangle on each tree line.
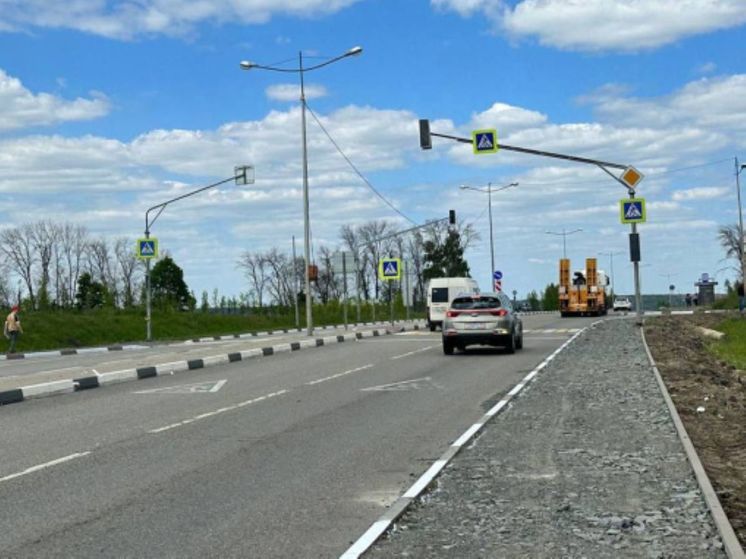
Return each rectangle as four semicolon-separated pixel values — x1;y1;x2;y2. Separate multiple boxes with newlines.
0;218;477;312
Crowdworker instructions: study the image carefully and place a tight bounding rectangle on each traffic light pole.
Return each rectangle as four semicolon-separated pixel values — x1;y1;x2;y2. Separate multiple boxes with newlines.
419;119;643;323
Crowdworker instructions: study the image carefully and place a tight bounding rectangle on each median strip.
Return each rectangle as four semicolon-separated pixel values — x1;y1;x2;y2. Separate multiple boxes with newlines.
0;322;423;408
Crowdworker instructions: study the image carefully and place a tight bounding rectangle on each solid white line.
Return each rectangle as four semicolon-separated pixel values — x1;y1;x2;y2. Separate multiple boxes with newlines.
486;399;508;416
403;459;448;498
305;364;374;386
339;519;392;559
507;383;525;397
452;423;482;447
148;389;288;433
390;345;437;360
0;452;91;484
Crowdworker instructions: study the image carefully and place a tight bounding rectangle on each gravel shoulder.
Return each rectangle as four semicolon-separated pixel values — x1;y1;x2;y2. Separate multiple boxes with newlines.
364;318;728;558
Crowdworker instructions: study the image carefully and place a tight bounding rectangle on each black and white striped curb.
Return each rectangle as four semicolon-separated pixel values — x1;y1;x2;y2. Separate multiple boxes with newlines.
0;323;424;408
0;319;412;360
183;319;413;344
340;325;590;558
2;344;150;361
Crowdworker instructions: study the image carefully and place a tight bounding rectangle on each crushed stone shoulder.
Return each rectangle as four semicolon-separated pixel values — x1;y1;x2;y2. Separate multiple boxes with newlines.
366;319;726;558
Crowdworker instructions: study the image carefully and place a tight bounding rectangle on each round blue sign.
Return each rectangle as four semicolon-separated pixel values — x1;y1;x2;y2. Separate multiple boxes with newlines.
493;270;502;280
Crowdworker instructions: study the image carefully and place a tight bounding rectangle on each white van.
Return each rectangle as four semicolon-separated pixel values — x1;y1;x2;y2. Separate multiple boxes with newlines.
426;277;480;331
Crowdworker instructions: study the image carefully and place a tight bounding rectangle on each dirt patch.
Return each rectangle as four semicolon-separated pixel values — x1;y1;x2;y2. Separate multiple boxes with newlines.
645;313;746;548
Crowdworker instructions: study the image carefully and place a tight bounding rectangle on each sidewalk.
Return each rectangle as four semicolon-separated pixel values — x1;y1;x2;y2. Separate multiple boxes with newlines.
354;318;741;558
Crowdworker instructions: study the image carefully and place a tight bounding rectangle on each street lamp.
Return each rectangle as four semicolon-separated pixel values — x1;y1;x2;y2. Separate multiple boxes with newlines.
598;250;622;297
460;181;518;289
143;168;252;341
545;228;583;259
240;46;363;336
735;158;746;291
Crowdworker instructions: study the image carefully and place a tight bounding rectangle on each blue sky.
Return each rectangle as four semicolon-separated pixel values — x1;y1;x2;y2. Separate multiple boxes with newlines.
1;0;746;301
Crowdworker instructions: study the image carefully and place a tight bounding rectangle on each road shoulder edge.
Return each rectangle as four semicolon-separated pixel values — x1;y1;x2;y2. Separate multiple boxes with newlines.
640;324;744;559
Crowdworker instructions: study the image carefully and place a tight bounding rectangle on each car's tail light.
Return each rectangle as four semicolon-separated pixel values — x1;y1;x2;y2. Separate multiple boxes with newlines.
446;310;461;318
489;309;508;317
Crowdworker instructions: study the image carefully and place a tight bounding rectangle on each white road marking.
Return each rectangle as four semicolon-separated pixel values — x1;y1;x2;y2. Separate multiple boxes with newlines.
0;452;91;484
134;379;227;394
306;364;374;386
361;377;435;392
390;345;437;360
148;389;288;434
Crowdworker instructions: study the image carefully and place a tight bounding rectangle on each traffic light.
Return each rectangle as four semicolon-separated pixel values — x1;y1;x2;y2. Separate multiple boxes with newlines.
419;119;432;150
449;210;456;225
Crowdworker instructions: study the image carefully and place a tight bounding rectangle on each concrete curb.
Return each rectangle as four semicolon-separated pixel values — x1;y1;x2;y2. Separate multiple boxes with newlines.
341;326;588;559
640;326;744;559
1;319;409;360
0;322;424;408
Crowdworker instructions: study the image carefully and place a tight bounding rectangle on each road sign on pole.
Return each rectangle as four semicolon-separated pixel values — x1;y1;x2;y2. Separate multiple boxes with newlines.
378;258;401;281
620;198;646;224
619;166;644;190
472;129;498;154
493;270;503;281
494;279;502;292
137;238;158;259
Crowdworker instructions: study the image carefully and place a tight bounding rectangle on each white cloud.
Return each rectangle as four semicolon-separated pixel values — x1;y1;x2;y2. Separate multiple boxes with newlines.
266;83;328;102
0;0;362;40
433;0;746;53
0;69;110;132
672;186;730;201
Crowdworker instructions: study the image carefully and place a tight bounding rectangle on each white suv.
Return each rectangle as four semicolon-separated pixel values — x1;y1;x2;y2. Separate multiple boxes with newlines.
613;297;632;312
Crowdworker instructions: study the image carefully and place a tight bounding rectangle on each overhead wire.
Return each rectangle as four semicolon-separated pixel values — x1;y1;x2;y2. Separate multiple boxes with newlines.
305;102;418;226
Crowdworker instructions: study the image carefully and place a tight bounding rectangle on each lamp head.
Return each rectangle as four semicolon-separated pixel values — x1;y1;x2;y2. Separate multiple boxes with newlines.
346;46;363;57
239;60;256;70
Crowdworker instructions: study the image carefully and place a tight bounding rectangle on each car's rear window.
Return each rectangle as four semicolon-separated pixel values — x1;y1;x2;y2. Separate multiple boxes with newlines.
431;287;449;303
451;296;501;310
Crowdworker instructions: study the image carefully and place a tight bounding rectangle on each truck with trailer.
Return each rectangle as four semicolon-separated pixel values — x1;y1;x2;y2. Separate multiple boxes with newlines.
558;257;609;317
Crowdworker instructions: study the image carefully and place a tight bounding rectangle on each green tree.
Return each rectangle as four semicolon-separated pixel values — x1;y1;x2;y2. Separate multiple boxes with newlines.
423;229;470;280
526;290;541;311
75;272;107;309
150;256;195;310
542;283;559;311
200;290;209;312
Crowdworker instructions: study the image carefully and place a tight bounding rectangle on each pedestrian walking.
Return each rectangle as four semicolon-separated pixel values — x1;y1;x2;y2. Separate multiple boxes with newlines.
685;293;692;307
4;305;23;354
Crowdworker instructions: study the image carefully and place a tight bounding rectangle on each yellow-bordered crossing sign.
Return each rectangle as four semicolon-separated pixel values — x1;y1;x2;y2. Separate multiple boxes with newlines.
620;198;646;224
378;258;401;281
137;238;158;259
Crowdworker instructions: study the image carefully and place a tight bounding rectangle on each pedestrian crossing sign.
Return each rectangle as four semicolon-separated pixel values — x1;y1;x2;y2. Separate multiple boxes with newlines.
620;198;646;224
472;129;499;154
378;258;401;281
137;238;158;259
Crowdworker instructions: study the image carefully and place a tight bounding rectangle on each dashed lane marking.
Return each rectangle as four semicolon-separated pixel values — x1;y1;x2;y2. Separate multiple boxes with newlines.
0;452;91;484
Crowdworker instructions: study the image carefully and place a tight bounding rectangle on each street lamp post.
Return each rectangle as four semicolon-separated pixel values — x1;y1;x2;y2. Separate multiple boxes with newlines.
240;46;362;336
460;182;518;289
598;250;622;297
735;158;746;293
143;170;250;341
545;228;583;259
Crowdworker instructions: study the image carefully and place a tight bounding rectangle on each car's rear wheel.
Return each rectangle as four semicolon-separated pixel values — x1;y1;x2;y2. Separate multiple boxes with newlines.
505;330;516;354
516;330;523;350
443;340;455;355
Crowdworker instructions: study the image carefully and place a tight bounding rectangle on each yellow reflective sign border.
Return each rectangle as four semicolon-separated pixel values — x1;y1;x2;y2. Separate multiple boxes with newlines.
471;129;499;154
378;258;401;281
136;237;159;259
619;198;646;224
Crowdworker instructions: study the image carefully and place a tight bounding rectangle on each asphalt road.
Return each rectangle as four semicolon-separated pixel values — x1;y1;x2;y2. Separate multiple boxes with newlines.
0;313;592;558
